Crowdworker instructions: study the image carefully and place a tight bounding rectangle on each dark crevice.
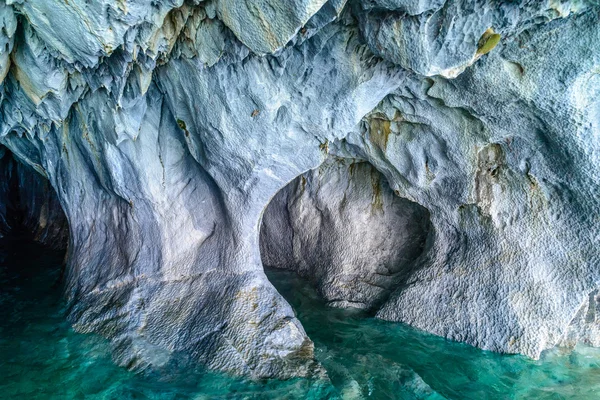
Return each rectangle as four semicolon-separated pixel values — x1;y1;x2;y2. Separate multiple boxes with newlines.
0;145;69;283
0;147;27;238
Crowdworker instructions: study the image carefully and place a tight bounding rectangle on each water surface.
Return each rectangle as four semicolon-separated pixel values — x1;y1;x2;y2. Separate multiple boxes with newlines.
1;239;599;399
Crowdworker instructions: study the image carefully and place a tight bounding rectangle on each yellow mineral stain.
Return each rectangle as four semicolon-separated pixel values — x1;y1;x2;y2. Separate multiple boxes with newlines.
477;28;501;55
369;113;391;151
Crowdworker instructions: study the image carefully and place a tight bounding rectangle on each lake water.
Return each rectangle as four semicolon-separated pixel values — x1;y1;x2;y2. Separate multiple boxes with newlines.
1;238;599;399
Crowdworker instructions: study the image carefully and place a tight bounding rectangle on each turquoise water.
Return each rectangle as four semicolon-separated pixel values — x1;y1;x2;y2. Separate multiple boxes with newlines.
1;239;600;399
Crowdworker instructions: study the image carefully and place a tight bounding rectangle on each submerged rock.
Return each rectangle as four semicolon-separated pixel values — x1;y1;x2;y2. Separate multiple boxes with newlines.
0;0;598;378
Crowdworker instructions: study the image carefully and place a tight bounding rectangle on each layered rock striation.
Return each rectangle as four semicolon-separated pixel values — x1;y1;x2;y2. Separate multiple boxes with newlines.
0;0;599;377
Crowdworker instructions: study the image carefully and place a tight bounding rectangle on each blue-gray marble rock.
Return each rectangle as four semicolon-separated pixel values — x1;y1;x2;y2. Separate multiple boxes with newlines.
0;0;598;378
261;157;431;311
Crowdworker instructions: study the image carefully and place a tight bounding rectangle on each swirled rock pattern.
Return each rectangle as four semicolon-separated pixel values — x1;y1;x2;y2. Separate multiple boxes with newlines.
0;0;599;377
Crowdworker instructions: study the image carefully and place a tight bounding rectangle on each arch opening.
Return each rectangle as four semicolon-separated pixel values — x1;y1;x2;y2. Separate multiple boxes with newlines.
0;144;69;313
0;145;72;392
259;157;431;313
0;146;69;248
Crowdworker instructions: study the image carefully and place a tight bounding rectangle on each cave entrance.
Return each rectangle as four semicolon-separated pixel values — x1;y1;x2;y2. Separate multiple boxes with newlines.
259;157;431;313
0;146;69;324
0;146;68;246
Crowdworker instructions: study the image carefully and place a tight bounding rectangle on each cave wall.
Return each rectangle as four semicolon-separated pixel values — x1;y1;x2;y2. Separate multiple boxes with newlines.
341;9;600;357
261;157;431;311
0;0;598;378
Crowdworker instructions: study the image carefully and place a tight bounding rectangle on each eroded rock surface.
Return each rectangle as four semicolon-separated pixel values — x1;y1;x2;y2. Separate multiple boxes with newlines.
0;0;598;378
261;157;430;311
342;9;600;358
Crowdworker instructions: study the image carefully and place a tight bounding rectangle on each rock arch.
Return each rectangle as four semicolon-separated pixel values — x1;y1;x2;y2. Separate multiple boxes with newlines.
260;156;431;312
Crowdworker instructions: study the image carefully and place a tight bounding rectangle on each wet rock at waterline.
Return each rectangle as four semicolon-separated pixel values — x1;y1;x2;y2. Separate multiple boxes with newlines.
0;0;599;378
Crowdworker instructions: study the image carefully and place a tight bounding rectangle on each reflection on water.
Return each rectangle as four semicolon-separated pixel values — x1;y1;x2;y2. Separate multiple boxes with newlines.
1;238;600;399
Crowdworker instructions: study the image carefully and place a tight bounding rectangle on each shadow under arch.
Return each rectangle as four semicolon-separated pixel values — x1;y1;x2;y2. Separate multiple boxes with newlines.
0;144;69;286
259;155;432;314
